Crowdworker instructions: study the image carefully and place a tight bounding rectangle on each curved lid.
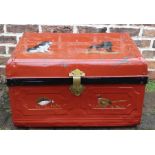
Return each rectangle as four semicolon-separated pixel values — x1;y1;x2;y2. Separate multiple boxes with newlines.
6;32;148;78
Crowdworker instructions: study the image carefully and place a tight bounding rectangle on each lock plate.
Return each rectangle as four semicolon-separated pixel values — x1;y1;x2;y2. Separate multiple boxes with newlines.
69;69;85;96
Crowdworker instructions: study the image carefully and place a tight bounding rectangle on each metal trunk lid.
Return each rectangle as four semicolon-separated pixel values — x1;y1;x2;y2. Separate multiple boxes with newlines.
6;32;148;78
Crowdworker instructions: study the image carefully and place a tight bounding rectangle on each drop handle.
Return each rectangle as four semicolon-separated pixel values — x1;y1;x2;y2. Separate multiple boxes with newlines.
37;98;54;106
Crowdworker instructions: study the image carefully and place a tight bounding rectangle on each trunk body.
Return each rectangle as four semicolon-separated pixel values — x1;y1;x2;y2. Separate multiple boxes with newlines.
6;33;148;127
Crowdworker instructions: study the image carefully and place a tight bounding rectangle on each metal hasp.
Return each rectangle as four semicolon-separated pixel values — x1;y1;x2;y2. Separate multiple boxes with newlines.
69;69;85;96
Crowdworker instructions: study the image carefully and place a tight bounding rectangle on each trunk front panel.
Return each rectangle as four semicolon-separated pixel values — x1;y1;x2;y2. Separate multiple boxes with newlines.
9;84;145;126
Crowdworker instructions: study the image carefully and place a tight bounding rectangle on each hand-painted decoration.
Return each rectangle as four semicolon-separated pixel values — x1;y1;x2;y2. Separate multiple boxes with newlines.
6;33;148;127
27;41;52;53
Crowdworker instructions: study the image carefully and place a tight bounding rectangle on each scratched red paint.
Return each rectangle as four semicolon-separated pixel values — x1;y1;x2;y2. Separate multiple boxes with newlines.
6;32;148;127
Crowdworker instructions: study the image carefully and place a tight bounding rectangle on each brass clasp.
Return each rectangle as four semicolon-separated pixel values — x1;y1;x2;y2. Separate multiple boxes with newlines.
69;69;85;96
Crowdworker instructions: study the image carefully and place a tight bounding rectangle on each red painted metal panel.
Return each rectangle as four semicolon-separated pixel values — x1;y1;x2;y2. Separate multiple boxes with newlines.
6;32;147;78
9;85;145;127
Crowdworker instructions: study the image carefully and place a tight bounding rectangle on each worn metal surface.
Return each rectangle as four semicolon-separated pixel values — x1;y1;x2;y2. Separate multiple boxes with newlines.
0;92;155;130
5;33;148;127
6;33;147;78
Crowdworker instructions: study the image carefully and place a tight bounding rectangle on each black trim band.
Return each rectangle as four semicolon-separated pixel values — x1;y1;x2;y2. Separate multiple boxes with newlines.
7;77;148;86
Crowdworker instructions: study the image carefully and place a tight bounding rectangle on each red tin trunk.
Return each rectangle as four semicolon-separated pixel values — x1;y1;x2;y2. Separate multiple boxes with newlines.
6;32;148;127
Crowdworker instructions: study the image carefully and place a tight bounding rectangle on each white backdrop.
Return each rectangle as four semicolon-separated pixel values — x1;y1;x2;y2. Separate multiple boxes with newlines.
0;0;155;155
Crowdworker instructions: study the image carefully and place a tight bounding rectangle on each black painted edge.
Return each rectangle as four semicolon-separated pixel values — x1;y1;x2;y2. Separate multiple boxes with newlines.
7;76;148;86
